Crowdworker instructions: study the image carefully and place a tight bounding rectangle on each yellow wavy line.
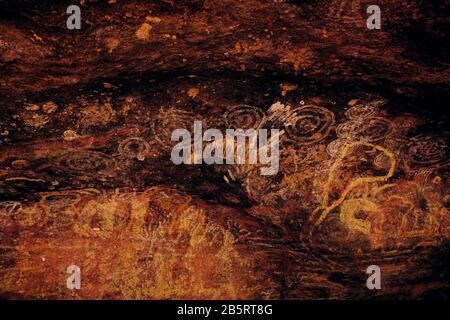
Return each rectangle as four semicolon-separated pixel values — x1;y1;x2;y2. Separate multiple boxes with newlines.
311;141;396;227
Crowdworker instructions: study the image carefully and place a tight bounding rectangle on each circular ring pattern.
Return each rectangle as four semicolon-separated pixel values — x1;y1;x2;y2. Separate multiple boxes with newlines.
405;135;449;169
283;105;335;145
55;150;116;176
224;105;264;130
118;137;150;161
336;117;393;142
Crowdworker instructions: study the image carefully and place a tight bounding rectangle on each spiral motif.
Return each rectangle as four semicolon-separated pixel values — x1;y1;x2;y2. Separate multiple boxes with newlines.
118;137;150;161
336;117;393;142
281;105;335;145
55;150;116;176
224;105;264;130
405;135;449;169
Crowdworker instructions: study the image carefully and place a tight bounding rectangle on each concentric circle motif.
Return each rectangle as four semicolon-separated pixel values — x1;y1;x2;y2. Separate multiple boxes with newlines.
282;105;335;145
224;105;264;130
55;150;116;176
345;104;379;120
405;135;449;169
118;137;150;161
336;117;393;142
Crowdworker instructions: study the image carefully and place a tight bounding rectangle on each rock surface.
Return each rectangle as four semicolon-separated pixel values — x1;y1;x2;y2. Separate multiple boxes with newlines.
0;0;449;299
